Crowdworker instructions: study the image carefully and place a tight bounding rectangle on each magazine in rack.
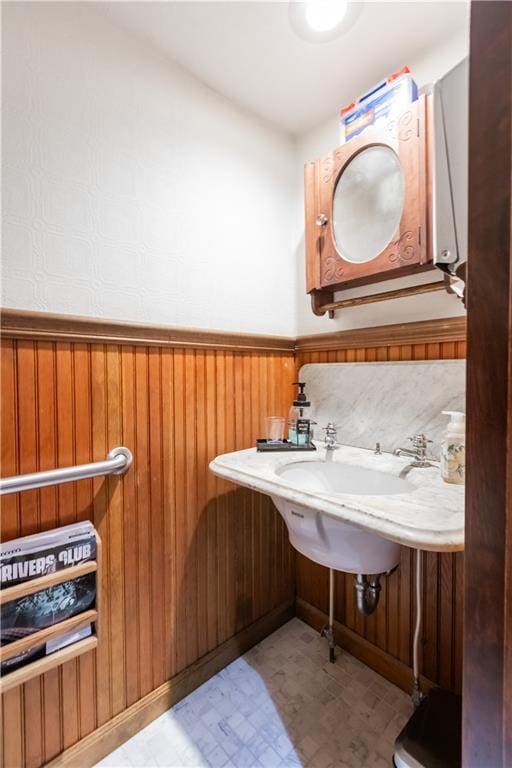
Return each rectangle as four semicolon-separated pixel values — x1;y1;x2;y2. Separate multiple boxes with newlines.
1;522;97;673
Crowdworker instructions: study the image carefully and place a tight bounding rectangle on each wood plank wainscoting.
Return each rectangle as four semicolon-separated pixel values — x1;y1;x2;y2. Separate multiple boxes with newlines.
0;309;466;767
295;318;466;698
0;311;296;768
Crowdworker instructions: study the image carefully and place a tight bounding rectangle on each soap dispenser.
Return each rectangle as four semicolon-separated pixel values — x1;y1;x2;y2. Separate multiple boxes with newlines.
441;411;465;484
288;382;313;446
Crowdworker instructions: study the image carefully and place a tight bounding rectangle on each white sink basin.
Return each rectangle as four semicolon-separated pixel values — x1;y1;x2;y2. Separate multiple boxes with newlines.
271;493;402;574
276;461;414;496
271;459;408;573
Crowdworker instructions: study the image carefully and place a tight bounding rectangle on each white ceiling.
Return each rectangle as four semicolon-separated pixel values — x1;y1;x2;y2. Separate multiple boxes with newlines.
100;1;469;136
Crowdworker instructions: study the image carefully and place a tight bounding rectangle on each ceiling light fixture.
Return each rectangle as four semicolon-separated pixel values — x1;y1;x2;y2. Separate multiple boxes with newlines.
289;0;362;44
304;0;348;32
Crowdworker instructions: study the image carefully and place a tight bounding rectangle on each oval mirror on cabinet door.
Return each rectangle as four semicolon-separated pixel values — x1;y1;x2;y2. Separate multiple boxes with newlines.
332;145;405;264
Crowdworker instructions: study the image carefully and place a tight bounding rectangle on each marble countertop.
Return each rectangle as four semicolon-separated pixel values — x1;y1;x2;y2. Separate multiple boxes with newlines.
209;443;464;552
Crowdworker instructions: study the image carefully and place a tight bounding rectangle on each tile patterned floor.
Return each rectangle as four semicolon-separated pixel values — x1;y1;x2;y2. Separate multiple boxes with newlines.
96;619;413;768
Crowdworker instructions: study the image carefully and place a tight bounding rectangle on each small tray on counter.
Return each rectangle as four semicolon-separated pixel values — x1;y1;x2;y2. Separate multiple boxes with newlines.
256;439;317;453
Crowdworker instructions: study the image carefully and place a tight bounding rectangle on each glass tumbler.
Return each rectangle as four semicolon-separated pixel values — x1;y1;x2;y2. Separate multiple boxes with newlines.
264;416;285;443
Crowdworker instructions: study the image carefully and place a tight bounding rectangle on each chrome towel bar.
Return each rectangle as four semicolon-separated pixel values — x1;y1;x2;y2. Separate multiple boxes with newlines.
0;447;133;496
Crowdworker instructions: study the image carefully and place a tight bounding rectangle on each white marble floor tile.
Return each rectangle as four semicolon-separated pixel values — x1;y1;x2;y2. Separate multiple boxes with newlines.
95;619;412;768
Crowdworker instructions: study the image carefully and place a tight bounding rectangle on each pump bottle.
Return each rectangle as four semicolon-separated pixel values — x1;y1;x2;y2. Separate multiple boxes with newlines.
440;411;465;484
288;382;313;446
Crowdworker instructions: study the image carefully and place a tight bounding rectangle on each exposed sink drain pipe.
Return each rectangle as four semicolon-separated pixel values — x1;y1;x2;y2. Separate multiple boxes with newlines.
320;567;398;663
355;573;383;616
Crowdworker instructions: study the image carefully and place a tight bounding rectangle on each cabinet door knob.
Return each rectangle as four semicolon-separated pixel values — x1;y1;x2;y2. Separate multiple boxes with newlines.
316;213;328;227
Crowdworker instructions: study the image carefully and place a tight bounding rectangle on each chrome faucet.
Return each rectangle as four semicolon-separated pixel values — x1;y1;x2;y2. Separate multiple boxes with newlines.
393;434;433;468
323;423;340;455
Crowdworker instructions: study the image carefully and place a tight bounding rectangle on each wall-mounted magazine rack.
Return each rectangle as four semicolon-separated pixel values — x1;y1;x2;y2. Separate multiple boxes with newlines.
0;534;101;693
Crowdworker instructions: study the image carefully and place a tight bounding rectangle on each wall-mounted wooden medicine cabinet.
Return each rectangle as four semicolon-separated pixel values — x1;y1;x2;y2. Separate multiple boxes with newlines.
304;95;435;316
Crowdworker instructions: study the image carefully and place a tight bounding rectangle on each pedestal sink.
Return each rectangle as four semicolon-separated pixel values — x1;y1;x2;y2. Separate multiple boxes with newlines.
271;460;413;573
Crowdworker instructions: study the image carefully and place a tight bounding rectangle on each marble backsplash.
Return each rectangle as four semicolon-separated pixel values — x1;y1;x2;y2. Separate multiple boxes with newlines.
300;360;466;459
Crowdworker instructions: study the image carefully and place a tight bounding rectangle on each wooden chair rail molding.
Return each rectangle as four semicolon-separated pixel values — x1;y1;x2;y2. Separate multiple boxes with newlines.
0;308;295;353
0;308;466;353
295;316;466;352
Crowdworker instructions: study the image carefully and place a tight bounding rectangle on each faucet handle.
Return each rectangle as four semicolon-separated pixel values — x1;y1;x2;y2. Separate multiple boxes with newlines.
408;433;432;448
408;434;433;458
323;422;340;452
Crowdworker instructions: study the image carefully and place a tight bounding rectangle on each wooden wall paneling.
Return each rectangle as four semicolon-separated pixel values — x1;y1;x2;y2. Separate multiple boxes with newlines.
184;350;199;668
438;552;454;691
243;354;254;606
17;342;44;768
214;351;228;647
205;350;218;652
17;342;39;537
134;347;153;695
1;683;23;768
224;352;237;640
234;353;247;632
106;345;127;717
148;348;166;686
251;355;261;620
36;342;62;764
1;338;296;768
251;354;262;623
258;355;270;622
386;554;400;661
243;354;254;625
73;343;97;742
243;354;253;626
0;341;19;540
172;349;186;674
334;570;345;635
398;547;413;669
194;349;208;659
282;358;295;606
193;347;202;653
266;355;278;616
161;349;177;680
36;343;58;531
120;346;141;706
453;552;463;693
1;341;23;768
422;551;439;684
90;345;110;728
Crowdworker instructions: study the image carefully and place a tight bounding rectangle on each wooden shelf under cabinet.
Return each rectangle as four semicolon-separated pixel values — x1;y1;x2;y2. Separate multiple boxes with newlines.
0;534;101;693
304;95;434;316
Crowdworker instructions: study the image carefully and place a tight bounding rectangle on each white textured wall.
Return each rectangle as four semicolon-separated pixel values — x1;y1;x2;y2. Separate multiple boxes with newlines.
2;3;468;337
1;3;297;335
294;31;468;335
